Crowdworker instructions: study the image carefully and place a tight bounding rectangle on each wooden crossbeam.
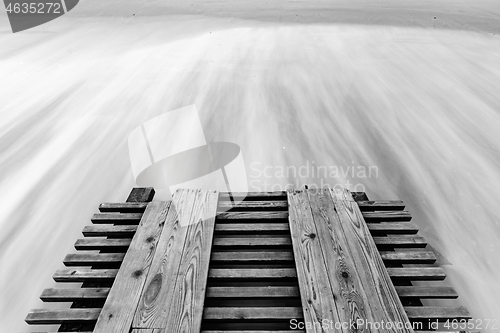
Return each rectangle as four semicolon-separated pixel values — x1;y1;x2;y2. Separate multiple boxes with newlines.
208;268;297;279
212;237;292;247
395;286;458;299
367;222;419;234
63;253;125;266
216;211;288;219
379;250;437;264
362;211;412;221
40;288;110;302
25;309;101;324
215;223;289;233
206;286;299;298
356;200;405;211
74;238;132;251
405;306;472;320
218;201;288;210
91;213;143;224
210;251;294;262
372;236;427;248
82;225;137;237
99;202;148;213
387;267;447;280
203;307;304;320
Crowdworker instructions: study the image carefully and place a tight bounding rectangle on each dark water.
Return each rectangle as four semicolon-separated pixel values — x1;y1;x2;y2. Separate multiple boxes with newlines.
1;0;500;331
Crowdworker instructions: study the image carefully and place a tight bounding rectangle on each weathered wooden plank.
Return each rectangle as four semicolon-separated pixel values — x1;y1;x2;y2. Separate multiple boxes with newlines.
82;225;137;237
323;188;412;331
387;267;446;280
208;268;297;279
163;190;219;332
210;251;294;262
356;200;405;211
212;237;291;247
219;191;286;198
126;187;155;202
99;202;149;213
63;253;125;266
372;236;427;248
216;211;288;219
218;201;288;210
405;306;472;320
53;269;118;282
287;189;342;333
362;211;412;221
74;238;132;251
379;251;437;264
40;288;110;302
134;189;219;332
203;307;304;320
215;223;289;232
93;201;170;333
91;213;143;224
367;222;419;234
206;286;299;298
131;189;198;329
25;309;101;324
395;286;458;299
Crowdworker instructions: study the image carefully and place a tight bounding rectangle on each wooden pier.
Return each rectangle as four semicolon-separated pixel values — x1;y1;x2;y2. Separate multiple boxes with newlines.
25;187;476;332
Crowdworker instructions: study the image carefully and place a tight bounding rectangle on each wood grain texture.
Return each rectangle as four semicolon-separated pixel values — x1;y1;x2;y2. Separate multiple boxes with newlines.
219;191;286;198
356;200;405;211
367;222;419;235
212;237;291;247
216;211;288;219
215;223;289;233
362;211;412;222
210;251;294;262
206;286;299;298
203;307;304;320
328;188;413;332
126;187;155;203
82;225;137;237
40;288;110;302
287;189;342;333
99;202;149;213
387;267;446;280
93;201;170;333
131;189;196;328
404;306;472;320
53;269;118;282
218;201;288;210
63;253;125;266
208;268;297;279
379;251;437;264
163;189;219;333
25;308;101;324
395;286;458;299
91;213;143;224
74;238;132;251
372;236;427;248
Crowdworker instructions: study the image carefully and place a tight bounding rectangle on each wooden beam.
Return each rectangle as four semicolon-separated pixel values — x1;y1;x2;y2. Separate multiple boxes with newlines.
216;211;288;219
219;191;286;199
91;213;143;224
203;307;304;320
372;236;427;248
208;268;297;279
134;189;219;332
82;225;137;237
218;201;288;210
206;286;299;298
328;188;413;331
395;286;458;299
126;187;155;202
210;251;294;262
53;269;118;282
405;306;472;320
362;211;412;222
215;223;289;233
99;202;149;213
387;267;446;280
356;200;405;211
287;189;342;333
212;237;291;247
367;222;419;235
40;288;110;302
63;253;125;266
74;238;131;251
379;251;437;264
25;309;100;324
93;201;170;333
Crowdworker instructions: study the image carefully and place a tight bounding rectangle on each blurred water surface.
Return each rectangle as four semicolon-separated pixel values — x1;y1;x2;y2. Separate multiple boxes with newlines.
1;1;500;331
